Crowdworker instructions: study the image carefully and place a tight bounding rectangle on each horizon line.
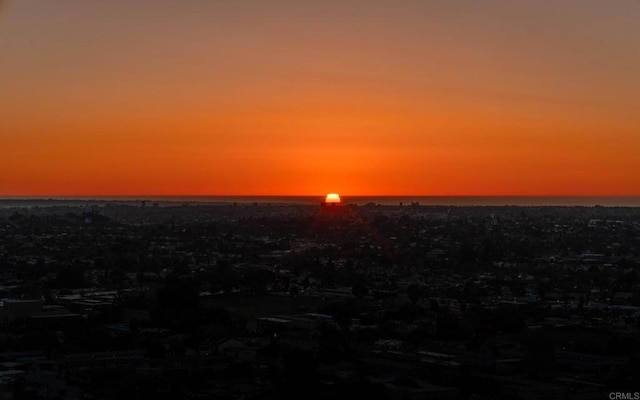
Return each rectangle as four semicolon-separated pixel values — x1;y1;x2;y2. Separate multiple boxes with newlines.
2;194;640;199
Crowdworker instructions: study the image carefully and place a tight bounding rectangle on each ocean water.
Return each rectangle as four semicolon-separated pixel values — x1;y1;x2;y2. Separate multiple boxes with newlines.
1;196;640;208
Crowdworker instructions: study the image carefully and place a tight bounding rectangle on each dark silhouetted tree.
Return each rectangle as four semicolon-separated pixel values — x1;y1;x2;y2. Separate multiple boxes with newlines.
407;284;423;304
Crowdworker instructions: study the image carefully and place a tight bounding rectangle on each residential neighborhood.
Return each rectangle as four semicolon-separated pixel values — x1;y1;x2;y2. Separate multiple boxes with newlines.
0;200;639;399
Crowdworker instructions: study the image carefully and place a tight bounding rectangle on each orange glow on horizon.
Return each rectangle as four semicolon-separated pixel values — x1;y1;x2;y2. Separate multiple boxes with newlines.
1;2;639;197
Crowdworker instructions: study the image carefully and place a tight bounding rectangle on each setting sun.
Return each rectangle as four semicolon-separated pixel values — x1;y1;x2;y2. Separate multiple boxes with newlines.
325;193;341;204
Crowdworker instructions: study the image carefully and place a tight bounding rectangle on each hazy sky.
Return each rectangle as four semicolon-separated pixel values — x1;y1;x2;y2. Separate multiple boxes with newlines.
1;0;639;196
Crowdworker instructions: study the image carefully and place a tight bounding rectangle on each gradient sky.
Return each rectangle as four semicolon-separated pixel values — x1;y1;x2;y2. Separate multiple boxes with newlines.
1;1;639;196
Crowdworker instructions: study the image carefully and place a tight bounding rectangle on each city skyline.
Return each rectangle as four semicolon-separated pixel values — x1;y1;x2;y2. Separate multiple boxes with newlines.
1;1;639;196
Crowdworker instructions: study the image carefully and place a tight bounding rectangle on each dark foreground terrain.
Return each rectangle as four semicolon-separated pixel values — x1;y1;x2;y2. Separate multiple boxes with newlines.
1;201;639;399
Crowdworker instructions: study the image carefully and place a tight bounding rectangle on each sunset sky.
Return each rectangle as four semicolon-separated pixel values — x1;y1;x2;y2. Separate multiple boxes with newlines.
1;1;639;196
